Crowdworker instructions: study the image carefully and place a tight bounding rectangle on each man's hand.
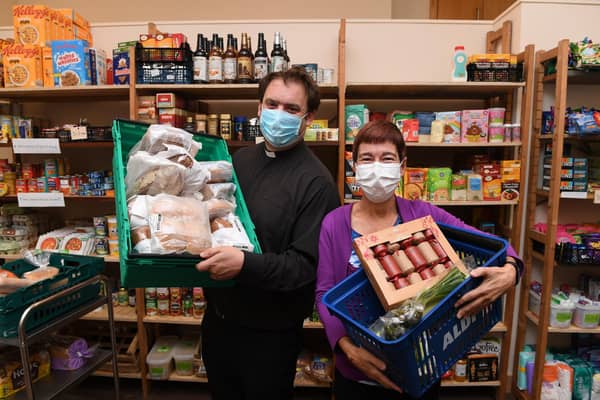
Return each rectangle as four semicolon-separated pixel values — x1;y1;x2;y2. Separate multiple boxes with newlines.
454;261;516;319
196;247;244;280
338;337;402;393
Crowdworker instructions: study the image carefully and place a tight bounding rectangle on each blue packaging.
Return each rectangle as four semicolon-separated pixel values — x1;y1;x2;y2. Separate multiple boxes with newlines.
51;40;91;87
113;49;130;85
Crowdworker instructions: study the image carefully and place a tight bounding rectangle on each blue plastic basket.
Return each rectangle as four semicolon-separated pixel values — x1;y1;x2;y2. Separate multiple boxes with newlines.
323;223;508;398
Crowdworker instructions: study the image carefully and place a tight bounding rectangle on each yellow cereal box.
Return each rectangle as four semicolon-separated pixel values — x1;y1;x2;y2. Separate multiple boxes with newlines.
42;46;54;87
2;44;43;88
13;5;51;47
56;9;89;30
48;9;59;42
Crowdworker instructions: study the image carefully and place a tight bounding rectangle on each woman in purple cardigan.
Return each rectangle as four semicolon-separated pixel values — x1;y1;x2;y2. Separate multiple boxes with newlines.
315;120;523;399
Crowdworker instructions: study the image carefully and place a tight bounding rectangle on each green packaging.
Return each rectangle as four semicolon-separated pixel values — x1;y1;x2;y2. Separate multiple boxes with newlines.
345;104;369;144
427;168;452;201
451;174;467;201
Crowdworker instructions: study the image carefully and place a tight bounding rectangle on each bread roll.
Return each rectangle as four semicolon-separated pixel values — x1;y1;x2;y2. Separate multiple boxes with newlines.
23;266;60;283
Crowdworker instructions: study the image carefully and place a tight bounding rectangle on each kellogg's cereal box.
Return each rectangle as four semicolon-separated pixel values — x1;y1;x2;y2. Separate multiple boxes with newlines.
13;5;51;46
51;40;91;87
2;44;43;88
42;46;53;87
56;8;90;30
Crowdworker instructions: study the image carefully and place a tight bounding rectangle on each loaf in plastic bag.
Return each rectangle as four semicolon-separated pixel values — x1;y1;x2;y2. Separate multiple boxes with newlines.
125;151;187;197
131;124;201;157
210;213;254;251
197;183;236;203
146;194;212;255
197;161;233;183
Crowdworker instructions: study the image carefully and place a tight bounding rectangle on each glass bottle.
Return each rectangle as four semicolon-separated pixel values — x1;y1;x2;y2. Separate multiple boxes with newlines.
223;34;237;83
254;32;269;81
208;33;223;83
237;33;253;83
270;31;285;73
193;33;208;84
282;37;290;70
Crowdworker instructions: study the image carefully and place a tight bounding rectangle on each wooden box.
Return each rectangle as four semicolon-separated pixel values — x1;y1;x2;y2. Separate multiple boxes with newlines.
353;215;468;311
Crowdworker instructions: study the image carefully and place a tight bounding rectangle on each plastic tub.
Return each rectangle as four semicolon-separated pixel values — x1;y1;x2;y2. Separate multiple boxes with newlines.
146;336;177;380
173;337;199;376
549;303;574;329
488;107;506;124
573;301;600;329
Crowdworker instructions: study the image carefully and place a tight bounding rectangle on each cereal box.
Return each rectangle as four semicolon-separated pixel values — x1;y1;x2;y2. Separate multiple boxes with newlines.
404;168;428;200
481;164;501;201
56;9;90;30
2;44;43;88
113;49;130;85
42;46;53;87
461;109;489;143
435;111;461;143
89;48;107;85
13;5;50;46
427;168;452;201
51;40;91;87
74;26;93;47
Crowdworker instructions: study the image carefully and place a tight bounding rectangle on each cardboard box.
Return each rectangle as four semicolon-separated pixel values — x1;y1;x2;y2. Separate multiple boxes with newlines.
481;164;501;201
344;176;362;199
13;5;50;46
2;44;43;88
461;109;489;143
345;104;369;144
89;48;107;85
51;40;90;86
467;174;483;201
404;168;428;200
500;160;521;169
401;119;419;142
451;174;467;201
137;107;157;120
435;111;461;143
427;168;452;201
344;151;354;178
156;93;185;108
353;216;468;310
41;46;53;87
56;8;90;30
305;128;338;142
158;108;187;128
74;26;93;47
501;166;520;201
112;49;130;85
309;119;329;129
467;354;499;382
138;96;156;108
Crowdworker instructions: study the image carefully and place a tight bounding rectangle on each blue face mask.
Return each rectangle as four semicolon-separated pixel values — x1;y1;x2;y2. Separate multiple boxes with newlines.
259;108;306;148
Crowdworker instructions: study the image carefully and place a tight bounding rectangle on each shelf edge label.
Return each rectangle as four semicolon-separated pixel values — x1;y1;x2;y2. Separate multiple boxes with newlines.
12;138;61;154
17;192;65;207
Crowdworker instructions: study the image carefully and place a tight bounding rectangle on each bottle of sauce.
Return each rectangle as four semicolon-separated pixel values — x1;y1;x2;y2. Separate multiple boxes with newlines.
270;32;285;73
208;33;223;84
454;359;467;382
193;33;208;84
254;33;269;81
223;34;237;83
237;33;253;83
282;37;290;71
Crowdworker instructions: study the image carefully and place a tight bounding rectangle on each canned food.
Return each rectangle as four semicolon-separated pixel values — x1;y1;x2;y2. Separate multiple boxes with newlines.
70;175;81;192
95;236;109;255
27;179;37;192
94;217;108;236
59;176;71;195
118;288;128;306
92;189;106;197
15;179;27;193
103;183;114;190
157;299;169;315
183;298;193;317
44;159;58;177
145;288;157;300
170;300;182;316
81;183;92;191
37;177;48;192
47;177;59;192
22;164;34;179
146;299;158;316
157;288;169;300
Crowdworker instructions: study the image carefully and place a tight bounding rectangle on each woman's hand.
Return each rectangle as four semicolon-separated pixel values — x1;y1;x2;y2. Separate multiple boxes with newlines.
454;258;517;319
338;336;402;392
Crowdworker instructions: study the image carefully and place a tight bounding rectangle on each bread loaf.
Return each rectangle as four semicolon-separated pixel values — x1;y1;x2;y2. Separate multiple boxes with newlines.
23;266;59;282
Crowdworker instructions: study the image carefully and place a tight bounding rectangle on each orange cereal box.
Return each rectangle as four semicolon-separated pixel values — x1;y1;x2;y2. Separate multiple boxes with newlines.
48;9;59;42
56;9;89;30
2;44;43;88
13;5;51;47
42;46;54;87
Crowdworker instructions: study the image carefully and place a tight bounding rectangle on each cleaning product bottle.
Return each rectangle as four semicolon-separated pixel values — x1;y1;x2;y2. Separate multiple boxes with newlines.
452;45;468;82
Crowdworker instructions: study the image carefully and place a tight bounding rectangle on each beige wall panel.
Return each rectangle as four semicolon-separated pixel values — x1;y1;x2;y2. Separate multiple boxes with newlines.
391;0;430;19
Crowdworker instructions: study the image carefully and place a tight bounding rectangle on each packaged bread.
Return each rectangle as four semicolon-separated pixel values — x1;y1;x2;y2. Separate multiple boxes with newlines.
210;213;254;252
0;268;32;294
131;124;201;157
22;266;59;282
197;161;233;183
125;151;187;197
205;198;235;220
145;194;212;255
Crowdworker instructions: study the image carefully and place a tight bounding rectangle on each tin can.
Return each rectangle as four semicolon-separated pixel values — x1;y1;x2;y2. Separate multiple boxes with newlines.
59;176;71;195
145;287;157;300
15;179;27;193
22;163;34;179
170;300;182;316
103;182;114;190
37;177;48;192
95;236;109;255
170;287;181;301
81;183;92;192
118;287;128;306
112;291;119;306
183;298;193;317
146;299;158;316
92;189;106;197
71;175;81;192
157;299;169;315
157;288;169;300
27;178;37;192
47;177;59;192
94;216;108;236
193;301;205;318
44;159;58;177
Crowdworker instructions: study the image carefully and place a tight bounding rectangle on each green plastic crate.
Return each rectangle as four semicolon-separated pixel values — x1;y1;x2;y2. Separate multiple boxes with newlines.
0;254;104;337
112;119;262;288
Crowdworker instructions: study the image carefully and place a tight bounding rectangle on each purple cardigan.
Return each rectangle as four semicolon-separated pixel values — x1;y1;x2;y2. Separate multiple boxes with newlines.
315;196;522;382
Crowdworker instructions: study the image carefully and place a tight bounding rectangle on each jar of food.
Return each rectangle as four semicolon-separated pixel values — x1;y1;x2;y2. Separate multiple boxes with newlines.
220;114;232;140
233;116;247;141
118;287;128;307
195;114;208;134
246;117;261;140
454;359;467;382
207;114;219;136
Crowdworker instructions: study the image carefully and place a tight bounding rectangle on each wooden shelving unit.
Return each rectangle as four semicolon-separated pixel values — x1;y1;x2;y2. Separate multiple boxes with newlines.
511;39;600;400
344;199;519;206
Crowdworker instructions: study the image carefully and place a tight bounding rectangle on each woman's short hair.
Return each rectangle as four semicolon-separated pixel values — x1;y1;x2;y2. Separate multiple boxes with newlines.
352;120;407;162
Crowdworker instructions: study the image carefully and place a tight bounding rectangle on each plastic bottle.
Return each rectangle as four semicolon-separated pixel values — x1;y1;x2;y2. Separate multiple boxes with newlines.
452;45;468;82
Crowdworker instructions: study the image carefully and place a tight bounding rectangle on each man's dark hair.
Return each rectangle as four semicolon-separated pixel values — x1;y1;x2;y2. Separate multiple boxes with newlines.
258;67;321;114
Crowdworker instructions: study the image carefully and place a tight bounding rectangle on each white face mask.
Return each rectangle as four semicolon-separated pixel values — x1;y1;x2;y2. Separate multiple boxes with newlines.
355;162;402;203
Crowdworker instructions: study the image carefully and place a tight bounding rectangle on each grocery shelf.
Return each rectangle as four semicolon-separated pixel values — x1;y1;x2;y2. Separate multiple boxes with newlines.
93;370;141;379
514;389;529;400
226;140;338;148
143;314;202;325
10;349;113;400
343;199;518;206
527;310;600;333
536;134;600;142
536;189;593;200
0;195;115;201
168;372;208;383
81;305;138;323
303;321;324;329
294;379;331;388
0;85;129;102
542;69;600;84
345;81;524;99
0;254;119;263
135;83;338;100
405;142;521;148
60;141;114;149
441;380;500;387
